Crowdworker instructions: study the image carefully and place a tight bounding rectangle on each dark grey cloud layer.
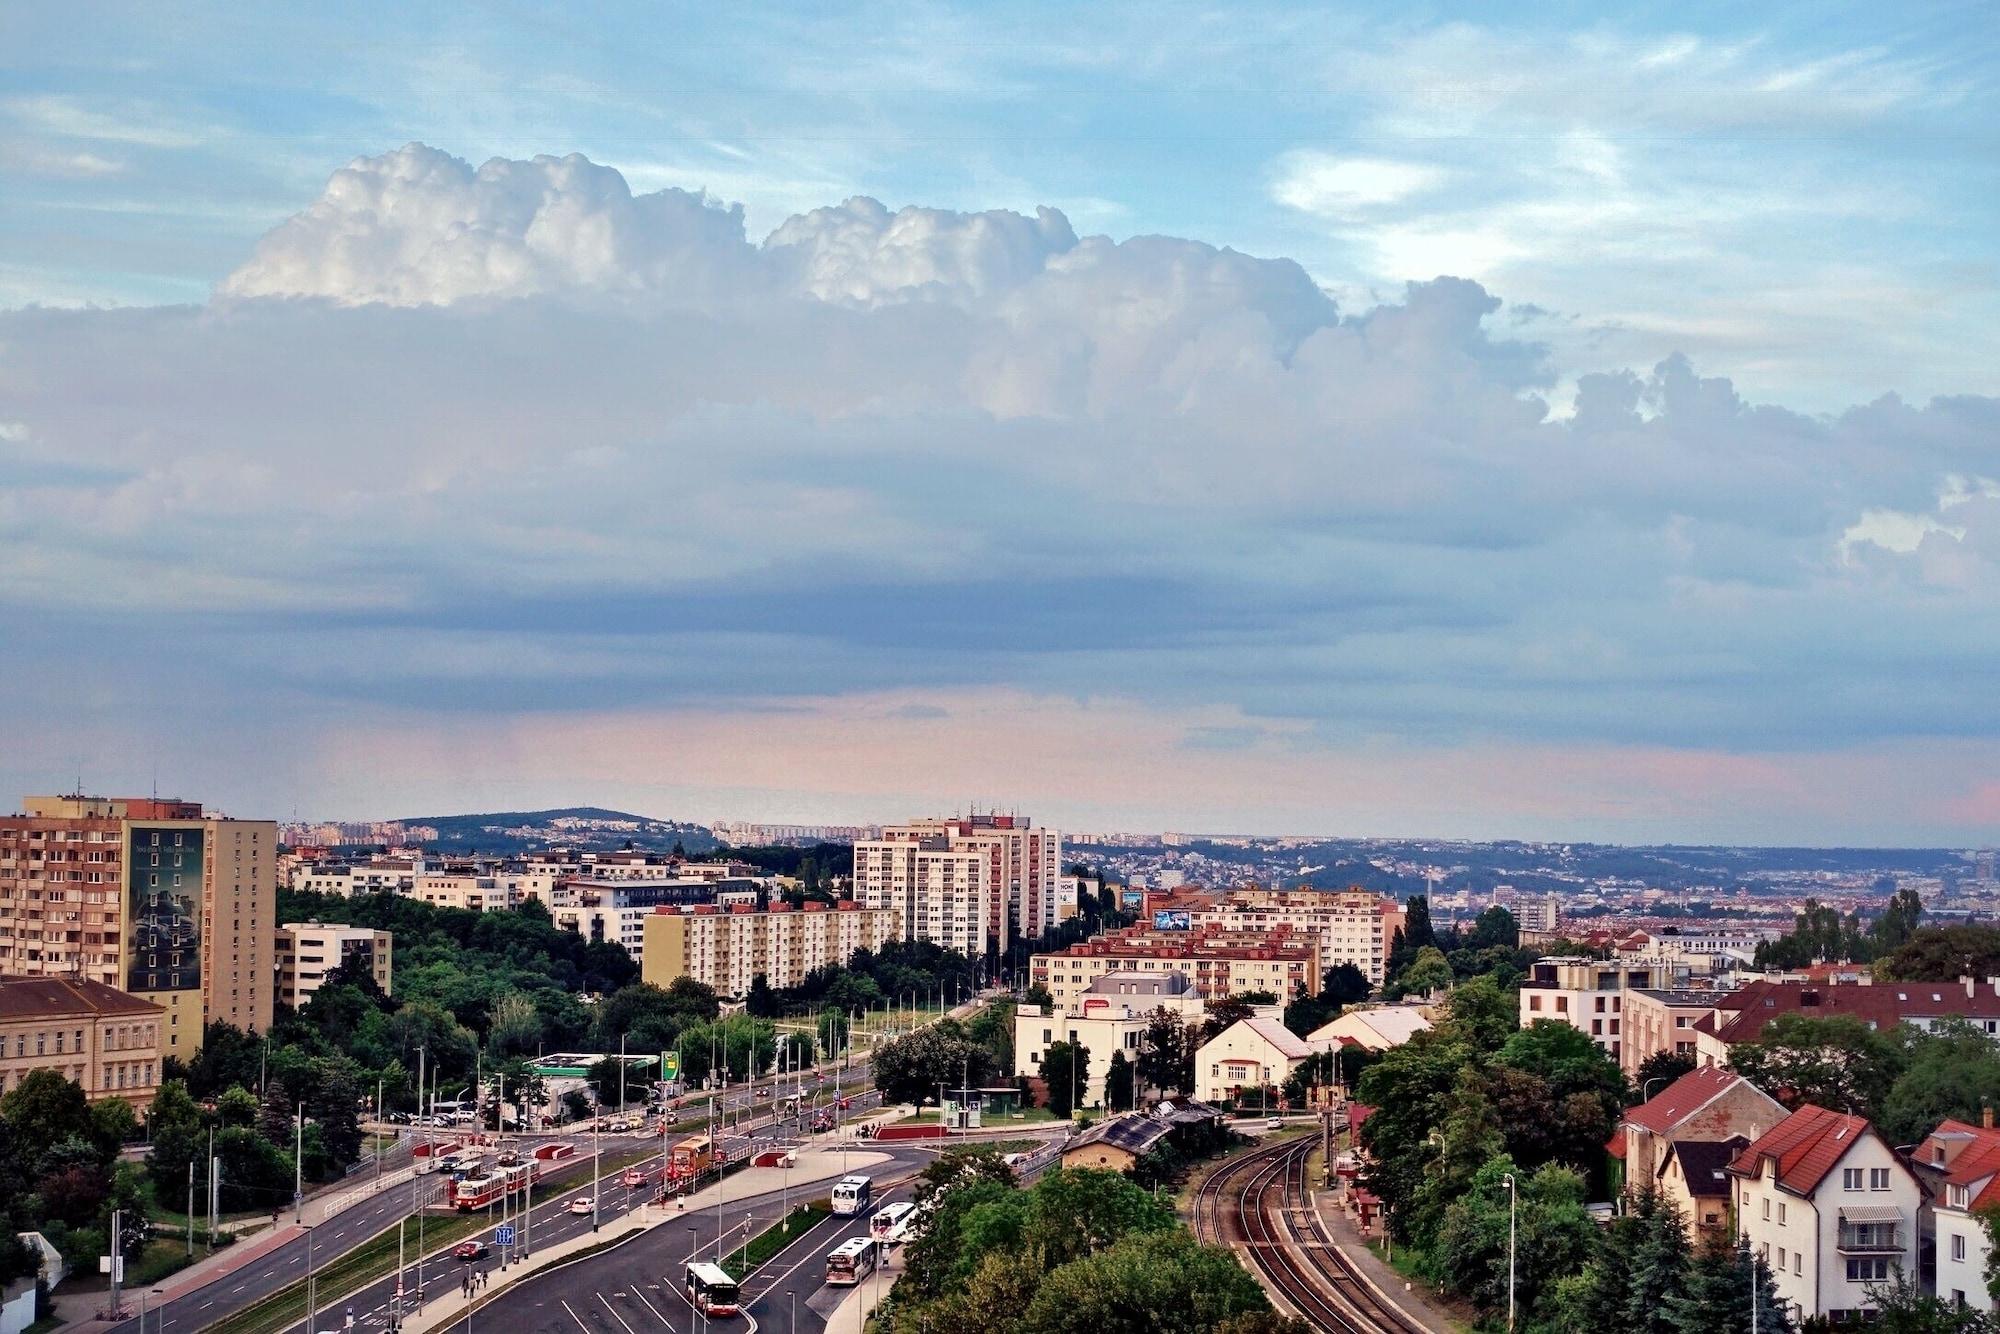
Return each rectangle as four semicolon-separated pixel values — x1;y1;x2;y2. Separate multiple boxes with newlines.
3;144;1998;802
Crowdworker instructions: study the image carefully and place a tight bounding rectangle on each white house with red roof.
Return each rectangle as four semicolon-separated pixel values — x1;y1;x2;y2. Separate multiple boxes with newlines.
1913;1115;2000;1310
1729;1104;1921;1324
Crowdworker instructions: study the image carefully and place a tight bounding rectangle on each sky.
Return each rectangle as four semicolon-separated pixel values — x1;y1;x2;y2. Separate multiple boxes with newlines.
2;2;1998;844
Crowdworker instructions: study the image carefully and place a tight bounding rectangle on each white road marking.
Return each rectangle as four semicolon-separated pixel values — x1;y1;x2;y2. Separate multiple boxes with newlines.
597;1292;641;1334
628;1285;675;1330
560;1298;592;1332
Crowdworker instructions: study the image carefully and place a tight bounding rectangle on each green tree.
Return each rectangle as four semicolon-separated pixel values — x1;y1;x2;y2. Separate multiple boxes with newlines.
1623;1194;1694;1334
873;1020;991;1105
0;1071;94;1158
1023;982;1055;1011
1355;1029;1472;1246
1879;1017;2000;1148
817;1008;851;1058
1040;1041;1091;1117
1876;925;2000;983
1861;1270;1995;1332
1200;994;1258;1043
1662;1236;1795;1334
1391;945;1453;999
1428;1157;1597;1323
89;1096;139;1155
1323;962;1372;1006
1634;1050;1696;1101
1027;1167;1178;1268
1104;1050;1135;1111
1728;1012;1908;1118
1872;887;1926;953
485;992;543;1059
1137;1009;1195;1095
1019;1228;1271;1334
1465;905;1520;951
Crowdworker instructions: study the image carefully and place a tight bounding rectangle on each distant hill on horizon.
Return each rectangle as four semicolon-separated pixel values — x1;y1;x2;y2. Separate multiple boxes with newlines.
394;806;718;855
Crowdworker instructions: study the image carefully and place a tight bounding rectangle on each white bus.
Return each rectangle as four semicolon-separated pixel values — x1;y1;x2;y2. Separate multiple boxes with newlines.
870;1202;918;1244
685;1261;740;1317
830;1175;873;1216
825;1237;878;1287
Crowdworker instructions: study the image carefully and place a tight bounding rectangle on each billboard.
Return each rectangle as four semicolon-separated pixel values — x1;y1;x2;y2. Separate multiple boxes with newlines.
1119;889;1146;911
127;825;203;994
1151;909;1191;931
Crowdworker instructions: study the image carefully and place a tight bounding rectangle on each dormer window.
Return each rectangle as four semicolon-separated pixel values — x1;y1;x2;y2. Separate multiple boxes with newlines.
1950;1184;1970;1209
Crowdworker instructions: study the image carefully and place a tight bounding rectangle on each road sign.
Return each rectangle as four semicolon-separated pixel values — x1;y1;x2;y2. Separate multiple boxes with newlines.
662;1051;680;1081
495;1224;515;1246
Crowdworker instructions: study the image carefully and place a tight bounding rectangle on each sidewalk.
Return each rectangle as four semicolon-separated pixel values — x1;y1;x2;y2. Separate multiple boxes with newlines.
402;1147;891;1334
52;1155;436;1332
1312;1182;1462;1333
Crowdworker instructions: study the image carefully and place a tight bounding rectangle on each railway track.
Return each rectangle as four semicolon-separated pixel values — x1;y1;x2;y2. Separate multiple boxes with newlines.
1194;1135;1431;1334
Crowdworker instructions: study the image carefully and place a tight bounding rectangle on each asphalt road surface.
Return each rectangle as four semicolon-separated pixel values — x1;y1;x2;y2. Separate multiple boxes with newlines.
455;1144;936;1334
120;1071;884;1334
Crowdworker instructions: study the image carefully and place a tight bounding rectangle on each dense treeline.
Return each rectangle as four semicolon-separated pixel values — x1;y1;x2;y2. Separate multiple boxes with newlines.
881;1149;1307;1334
0;1071;147;1284
276;889;638;1045
1383;898;1531;998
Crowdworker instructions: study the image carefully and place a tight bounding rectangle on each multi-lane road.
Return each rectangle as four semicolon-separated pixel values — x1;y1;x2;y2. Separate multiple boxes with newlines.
462;1142;939;1334
117;1072;887;1334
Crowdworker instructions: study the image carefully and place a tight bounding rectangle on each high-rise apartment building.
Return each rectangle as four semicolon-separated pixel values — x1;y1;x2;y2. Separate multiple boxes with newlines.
854;814;1060;957
641;900;901;997
0;795;276;1063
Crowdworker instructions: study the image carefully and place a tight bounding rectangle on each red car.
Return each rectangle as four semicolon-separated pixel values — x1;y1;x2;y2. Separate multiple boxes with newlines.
452;1241;489;1262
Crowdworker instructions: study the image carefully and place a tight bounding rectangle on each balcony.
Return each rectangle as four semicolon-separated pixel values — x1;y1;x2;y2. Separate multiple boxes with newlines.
1836;1209;1903;1253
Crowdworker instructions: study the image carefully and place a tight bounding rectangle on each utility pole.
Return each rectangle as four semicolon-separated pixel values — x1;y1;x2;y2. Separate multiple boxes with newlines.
108;1208;124;1319
208;1127;219;1255
591;1097;601;1232
619;1033;627;1113
1502;1172;1517;1333
294;1103;305;1223
187;1160;195;1258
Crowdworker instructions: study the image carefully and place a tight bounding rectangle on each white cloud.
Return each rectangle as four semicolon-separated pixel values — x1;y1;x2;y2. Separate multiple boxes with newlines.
5;143;2000;815
1270;153;1444;218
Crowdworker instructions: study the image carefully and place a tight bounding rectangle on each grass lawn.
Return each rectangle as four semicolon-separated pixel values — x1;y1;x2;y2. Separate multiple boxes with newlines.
894;1105;1065;1126
721;1202;830;1280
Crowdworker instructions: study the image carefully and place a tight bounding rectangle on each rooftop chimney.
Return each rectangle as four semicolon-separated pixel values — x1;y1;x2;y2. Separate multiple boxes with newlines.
1986;1104;1995;1131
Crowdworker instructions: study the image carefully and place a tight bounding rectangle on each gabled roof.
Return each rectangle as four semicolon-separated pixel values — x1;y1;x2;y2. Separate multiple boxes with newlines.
0;975;162;1019
1727;1104;1878;1196
1707;979;2000;1047
1917;1119;2000;1211
1202;1016;1318;1061
1068;1113;1171;1156
1624;1067;1771;1135
1666;1136;1749;1199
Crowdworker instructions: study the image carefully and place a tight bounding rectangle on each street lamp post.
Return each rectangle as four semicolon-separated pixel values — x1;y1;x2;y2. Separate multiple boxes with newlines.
1501;1173;1517;1333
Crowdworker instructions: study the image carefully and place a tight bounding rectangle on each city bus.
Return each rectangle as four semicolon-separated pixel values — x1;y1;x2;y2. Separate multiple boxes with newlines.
824;1237;878;1287
669;1135;714;1179
830;1175;872;1216
684;1261;741;1317
870;1202;917;1244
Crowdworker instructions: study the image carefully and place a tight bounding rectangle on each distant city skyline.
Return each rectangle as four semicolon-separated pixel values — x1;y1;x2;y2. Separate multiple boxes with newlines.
5;5;1999;846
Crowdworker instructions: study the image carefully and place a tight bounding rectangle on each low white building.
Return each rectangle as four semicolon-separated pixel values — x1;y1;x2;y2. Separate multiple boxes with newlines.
1729;1104;1921;1324
1193;1016;1328;1105
1306;1005;1431;1052
1013;971;1209;1093
1913;1116;2000;1311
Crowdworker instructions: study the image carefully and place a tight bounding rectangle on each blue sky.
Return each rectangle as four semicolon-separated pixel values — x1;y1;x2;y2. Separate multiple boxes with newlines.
2;3;1998;842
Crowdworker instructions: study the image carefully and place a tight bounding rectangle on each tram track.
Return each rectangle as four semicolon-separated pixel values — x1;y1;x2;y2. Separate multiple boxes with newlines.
1193;1134;1431;1334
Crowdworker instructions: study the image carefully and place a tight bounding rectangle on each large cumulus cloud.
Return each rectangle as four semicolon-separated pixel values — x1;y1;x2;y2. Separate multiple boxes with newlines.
5;142;2000;825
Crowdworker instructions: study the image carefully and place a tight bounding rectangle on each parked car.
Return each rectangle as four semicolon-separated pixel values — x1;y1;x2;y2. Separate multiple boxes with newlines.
1265;1116;1284;1130
609;1118;632;1132
568;1196;594;1216
452;1241;489;1262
